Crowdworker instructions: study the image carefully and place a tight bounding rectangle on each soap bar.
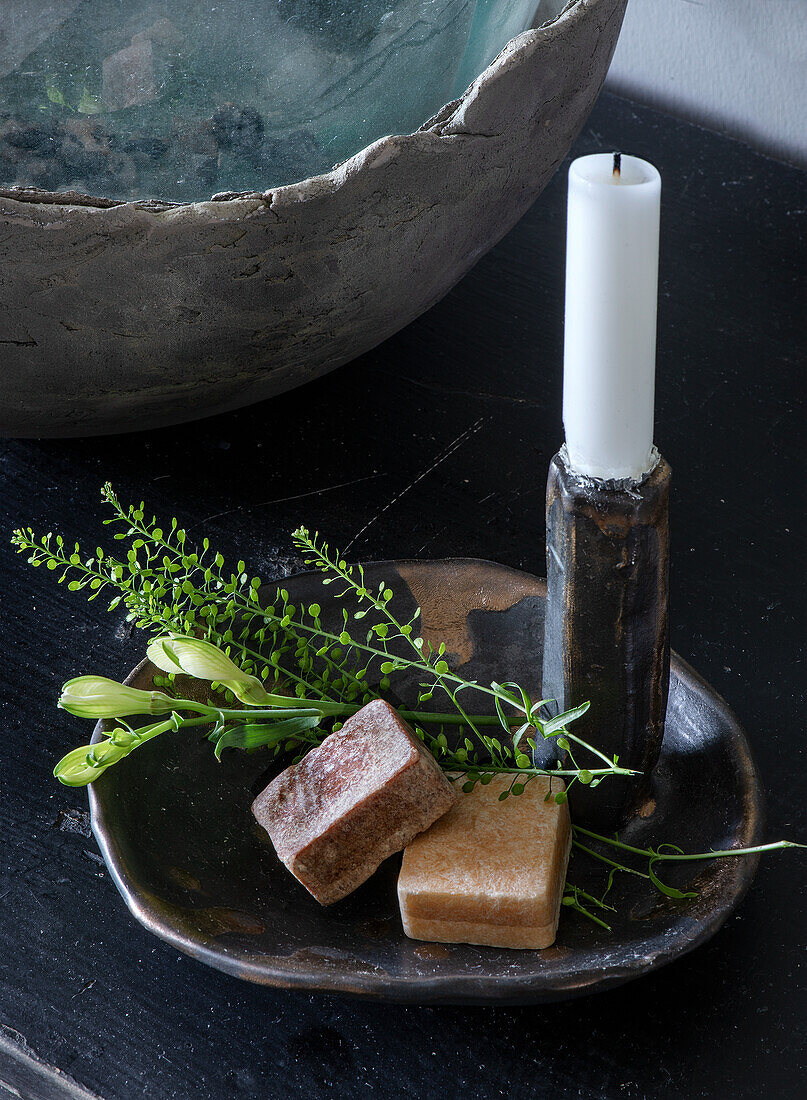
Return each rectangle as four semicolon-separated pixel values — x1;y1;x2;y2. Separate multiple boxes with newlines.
252;700;456;905
397;774;571;949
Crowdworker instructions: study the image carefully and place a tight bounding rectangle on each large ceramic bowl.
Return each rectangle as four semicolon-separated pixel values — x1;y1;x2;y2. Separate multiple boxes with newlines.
0;0;627;436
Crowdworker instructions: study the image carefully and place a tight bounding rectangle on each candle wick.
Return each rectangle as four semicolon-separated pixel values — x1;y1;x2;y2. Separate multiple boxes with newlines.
613;152;622;178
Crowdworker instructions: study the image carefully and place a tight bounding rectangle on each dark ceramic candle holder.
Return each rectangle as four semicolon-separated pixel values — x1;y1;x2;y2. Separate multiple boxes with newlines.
542;445;671;828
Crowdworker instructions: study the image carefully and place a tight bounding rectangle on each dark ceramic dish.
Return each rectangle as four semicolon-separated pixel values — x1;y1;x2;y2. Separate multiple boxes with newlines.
89;559;763;1004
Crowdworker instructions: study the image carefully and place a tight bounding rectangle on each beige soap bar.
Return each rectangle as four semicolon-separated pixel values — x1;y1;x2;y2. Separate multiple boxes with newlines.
252;700;456;905
397;774;571;949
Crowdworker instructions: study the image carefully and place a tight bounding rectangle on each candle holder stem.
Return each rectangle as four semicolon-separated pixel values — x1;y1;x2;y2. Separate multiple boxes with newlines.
542;446;671;828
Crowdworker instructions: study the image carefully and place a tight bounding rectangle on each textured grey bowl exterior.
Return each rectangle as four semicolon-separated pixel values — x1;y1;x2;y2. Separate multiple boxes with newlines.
0;0;627;437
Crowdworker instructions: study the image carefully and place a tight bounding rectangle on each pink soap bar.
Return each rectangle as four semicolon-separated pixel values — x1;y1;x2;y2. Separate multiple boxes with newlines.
252;700;456;905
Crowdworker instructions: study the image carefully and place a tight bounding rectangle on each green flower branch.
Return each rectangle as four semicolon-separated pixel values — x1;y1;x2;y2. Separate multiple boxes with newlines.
50;634;629;797
13;486;634;800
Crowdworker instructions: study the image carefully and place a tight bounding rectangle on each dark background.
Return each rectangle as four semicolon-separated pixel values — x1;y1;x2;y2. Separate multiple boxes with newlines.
1;93;805;1099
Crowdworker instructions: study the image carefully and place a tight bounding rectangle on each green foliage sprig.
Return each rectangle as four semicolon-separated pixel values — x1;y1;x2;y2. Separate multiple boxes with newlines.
563;828;804;930
12;486;632;798
44;75;103;115
292;527;628;804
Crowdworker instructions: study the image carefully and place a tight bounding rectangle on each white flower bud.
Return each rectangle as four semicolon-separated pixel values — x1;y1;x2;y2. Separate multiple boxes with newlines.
146;636;273;706
58;676;174;719
53;738;129;785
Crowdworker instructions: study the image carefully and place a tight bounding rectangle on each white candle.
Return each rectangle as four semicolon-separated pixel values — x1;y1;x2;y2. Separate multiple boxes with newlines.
562;152;661;481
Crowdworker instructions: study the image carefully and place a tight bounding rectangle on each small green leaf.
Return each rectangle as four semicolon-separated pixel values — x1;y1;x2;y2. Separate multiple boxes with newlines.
542;701;590;735
45;80;68;107
213;716;320;761
647;858;698;900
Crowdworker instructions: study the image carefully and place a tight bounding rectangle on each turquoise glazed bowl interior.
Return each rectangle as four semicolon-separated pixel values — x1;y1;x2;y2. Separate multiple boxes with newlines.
1;0;568;202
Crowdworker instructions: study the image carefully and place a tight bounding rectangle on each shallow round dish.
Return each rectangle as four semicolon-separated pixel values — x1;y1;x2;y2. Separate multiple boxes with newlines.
89;559;764;1004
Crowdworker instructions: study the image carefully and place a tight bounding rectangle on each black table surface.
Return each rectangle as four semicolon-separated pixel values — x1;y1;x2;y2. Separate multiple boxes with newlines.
1;92;805;1100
